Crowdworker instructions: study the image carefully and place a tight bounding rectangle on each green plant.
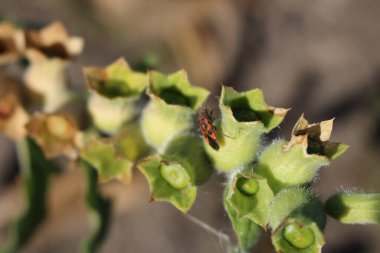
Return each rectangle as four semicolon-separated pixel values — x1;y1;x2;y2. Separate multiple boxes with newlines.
0;20;379;253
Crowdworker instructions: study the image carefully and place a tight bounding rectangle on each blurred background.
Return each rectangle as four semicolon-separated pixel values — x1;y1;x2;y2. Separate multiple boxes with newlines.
1;0;380;252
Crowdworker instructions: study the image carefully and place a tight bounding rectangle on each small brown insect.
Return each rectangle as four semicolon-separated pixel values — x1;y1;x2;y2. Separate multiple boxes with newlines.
198;109;219;150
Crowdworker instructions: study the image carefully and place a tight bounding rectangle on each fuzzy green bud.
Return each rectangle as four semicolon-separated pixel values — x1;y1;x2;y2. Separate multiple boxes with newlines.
269;187;326;231
326;192;380;224
269;188;326;253
141;70;209;151
256;115;348;192
83;58;148;134
113;121;151;162
163;134;213;185
205;86;288;172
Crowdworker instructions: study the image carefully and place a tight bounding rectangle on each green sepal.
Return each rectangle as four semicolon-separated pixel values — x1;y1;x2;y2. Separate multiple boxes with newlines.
137;154;196;213
324;143;349;160
80;138;133;184
269;187;326;231
256;115;348;192
80;160;112;253
223;188;261;251
271;216;325;253
326;192;380;224
113;121;151;162
221;86;288;131
84;58;147;99
1;138;56;253
226;168;274;228
141;70;209;150
205;86;288;172
163;134;213;185
84;58;148;134
256;140;329;193
148;70;209;110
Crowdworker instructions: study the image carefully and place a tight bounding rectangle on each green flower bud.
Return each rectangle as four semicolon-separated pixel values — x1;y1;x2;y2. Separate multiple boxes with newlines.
226;167;274;227
113;121;151;162
160;163;190;189
223;188;261;251
256;115;349;192
236;177;259;196
83;58;148;134
283;223;315;249
163;134;213;185
141;70;209;151
269;188;326;253
269;187;326;231
137;155;196;213
205;86;288;172
272;217;324;253
80;138;133;184
326;192;380;224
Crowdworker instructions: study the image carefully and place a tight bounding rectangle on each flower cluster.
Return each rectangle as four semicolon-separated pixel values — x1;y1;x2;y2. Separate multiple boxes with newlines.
0;20;379;253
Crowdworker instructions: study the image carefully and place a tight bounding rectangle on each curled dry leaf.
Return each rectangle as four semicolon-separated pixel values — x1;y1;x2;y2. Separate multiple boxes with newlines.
0;22;25;65
25;21;83;60
284;114;348;159
25;113;79;159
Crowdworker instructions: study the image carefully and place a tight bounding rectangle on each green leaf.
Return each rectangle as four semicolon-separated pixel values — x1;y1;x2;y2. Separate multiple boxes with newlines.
226;169;274;228
80;138;133;184
137;155;196;213
223;188;261;251
326;192;380;224
1;138;55;253
81;160;112;253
